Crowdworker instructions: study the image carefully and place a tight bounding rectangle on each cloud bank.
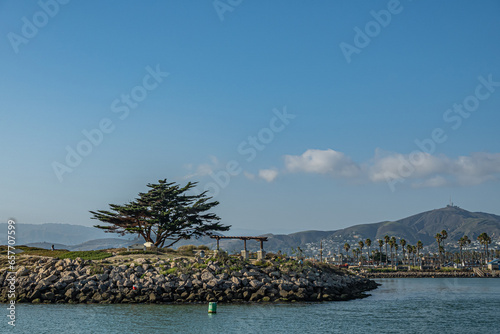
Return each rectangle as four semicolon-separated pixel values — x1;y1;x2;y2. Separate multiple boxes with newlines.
278;148;500;188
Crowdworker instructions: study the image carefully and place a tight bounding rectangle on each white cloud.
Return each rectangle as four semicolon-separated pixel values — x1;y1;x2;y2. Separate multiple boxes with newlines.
451;152;500;185
183;156;220;179
368;150;449;182
284;149;360;177
259;169;279;182
278;148;500;188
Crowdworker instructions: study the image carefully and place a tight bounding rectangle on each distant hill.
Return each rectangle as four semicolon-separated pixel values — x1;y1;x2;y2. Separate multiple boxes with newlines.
26;238;142;251
3;206;498;253
328;205;500;245
0;223;131;245
25;242;70;250
225;206;500;253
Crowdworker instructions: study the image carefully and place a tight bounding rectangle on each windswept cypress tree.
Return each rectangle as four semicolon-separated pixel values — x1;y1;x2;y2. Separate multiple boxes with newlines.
90;179;230;248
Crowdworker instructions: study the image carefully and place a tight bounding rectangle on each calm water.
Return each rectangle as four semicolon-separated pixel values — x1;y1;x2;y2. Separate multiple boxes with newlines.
3;278;499;333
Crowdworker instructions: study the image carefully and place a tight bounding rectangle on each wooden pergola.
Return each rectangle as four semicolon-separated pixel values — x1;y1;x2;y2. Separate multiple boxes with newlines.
210;235;268;251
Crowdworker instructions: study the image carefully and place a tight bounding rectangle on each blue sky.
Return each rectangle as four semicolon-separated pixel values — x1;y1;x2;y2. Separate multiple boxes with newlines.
1;0;500;235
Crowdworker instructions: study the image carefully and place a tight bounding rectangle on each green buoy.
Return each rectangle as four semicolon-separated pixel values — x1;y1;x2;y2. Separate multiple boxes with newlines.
208;302;217;313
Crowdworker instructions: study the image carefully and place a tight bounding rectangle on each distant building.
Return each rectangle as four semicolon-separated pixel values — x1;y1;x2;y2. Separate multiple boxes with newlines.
487;259;499;270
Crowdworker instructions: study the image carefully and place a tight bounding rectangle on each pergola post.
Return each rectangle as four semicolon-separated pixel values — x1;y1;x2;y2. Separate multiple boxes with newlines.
257;239;266;261
209;235;268;261
241;238;249;260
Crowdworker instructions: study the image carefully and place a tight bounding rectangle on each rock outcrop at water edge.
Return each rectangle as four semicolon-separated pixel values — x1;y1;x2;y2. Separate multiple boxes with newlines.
0;256;378;304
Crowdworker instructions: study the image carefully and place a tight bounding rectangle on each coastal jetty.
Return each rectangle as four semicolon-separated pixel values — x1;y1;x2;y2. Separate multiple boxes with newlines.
361;270;500;279
0;255;378;304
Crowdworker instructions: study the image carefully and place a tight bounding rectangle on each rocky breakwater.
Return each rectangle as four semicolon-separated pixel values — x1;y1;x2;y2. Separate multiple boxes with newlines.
0;256;378;304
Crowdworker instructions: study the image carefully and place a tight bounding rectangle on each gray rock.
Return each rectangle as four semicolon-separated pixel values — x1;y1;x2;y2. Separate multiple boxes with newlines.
269;271;280;278
96;273;109;281
45;274;59;283
16;266;30;277
64;288;76;299
42;291;55;300
201;270;215;282
231;276;241;286
249;279;263;289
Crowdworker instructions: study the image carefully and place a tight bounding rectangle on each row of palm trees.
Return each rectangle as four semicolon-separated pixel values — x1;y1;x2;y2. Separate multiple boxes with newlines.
440;231;493;265
340;230;495;268
343;236;424;268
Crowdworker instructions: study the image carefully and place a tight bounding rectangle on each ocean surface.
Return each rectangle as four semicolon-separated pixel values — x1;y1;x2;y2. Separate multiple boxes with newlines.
3;278;499;333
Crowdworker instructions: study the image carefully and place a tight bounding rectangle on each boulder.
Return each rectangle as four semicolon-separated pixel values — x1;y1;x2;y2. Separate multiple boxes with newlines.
201;270;215;282
16;267;30;277
249;279;263;289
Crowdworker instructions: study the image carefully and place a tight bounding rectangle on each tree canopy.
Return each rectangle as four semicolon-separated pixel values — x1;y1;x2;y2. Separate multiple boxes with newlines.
90;179;230;248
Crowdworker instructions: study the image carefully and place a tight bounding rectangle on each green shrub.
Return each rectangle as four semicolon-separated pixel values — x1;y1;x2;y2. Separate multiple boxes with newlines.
117;251;157;256
265;252;277;259
22;249;69;258
177;245;195;253
215;251;230;262
58;251;112;261
89;264;105;275
165;268;178;275
254;260;271;267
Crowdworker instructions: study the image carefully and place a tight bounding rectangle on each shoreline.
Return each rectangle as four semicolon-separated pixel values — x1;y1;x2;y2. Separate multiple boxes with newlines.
0;256;378;304
361;271;500;279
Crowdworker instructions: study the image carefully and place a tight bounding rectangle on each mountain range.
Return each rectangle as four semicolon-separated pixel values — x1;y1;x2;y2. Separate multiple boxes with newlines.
325;205;500;245
2;206;499;252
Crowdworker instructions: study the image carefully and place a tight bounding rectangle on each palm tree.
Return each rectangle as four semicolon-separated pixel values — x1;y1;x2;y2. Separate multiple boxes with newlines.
484;234;492;263
400;239;406;265
435;233;442;267
477;233;492;264
365;238;372;266
378;239;384;266
344;243;350;264
394;244;399;267
416;240;423;267
384;235;390;267
389;236;397;268
458;236;471;266
358;241;365;266
477;233;484;264
353;248;360;264
441;230;448;264
406;244;413;269
412;245;418;267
